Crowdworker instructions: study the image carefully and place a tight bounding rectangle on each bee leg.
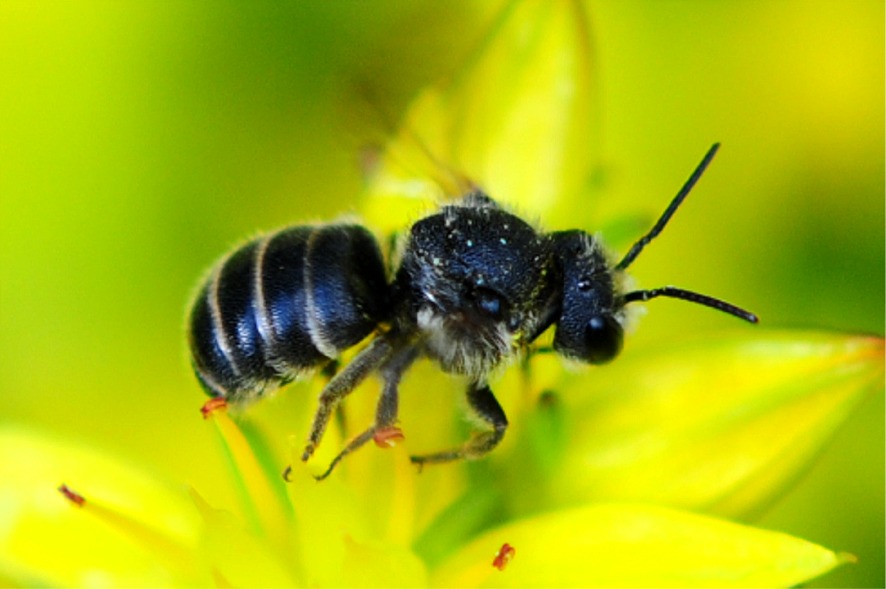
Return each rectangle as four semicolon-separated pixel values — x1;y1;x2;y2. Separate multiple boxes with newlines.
318;360;352;439
314;345;419;480
301;336;394;463
409;381;508;468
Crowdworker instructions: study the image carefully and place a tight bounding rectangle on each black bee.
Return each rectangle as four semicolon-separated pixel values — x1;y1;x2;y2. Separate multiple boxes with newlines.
188;143;757;480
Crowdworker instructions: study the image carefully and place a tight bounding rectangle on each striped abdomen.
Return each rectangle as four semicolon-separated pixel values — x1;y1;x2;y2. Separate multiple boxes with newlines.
188;224;390;403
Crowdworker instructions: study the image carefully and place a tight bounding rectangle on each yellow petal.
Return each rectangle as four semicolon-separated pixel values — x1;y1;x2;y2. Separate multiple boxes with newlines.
507;331;883;519
189;488;300;587
0;426;206;587
363;0;596;230
431;502;850;588
282;459;427;588
206;406;293;546
283;459;369;587
340;534;428;588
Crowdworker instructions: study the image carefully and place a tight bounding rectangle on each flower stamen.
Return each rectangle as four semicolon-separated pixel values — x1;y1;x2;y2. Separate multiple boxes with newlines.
200;397;228;419
492;542;515;571
58;483;85;507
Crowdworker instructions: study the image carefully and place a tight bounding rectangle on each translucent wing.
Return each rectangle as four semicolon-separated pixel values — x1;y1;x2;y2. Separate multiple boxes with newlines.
362;0;597;232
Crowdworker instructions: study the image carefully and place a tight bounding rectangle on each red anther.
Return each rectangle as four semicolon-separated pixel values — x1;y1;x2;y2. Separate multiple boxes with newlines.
200;397;228;419
58;484;85;507
373;426;405;448
492;542;515;571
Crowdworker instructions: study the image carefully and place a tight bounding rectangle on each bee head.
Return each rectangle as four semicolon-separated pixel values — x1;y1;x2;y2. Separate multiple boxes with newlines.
550;230;624;364
549;144;757;366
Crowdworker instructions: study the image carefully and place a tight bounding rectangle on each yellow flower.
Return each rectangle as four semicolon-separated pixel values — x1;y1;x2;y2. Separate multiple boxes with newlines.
2;329;880;587
1;2;881;588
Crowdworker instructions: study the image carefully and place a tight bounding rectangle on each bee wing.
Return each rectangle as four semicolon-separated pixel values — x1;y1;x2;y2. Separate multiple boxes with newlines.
361;0;598;232
359;91;475;235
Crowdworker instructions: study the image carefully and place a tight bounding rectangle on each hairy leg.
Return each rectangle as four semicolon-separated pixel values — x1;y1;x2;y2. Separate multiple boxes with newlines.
409;381;508;468
313;344;419;480
301;336;394;462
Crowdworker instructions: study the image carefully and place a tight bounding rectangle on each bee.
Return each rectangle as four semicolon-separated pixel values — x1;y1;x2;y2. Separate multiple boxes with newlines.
188;143;757;480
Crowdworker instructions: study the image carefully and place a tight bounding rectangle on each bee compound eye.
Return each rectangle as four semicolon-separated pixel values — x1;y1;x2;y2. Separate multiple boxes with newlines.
584;315;623;364
473;287;506;320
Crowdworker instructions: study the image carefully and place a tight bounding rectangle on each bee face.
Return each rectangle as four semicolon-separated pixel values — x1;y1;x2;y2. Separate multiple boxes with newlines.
395;194;555;377
550;230;624;364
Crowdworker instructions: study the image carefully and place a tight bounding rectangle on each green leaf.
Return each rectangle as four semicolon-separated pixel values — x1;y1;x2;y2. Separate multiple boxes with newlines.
508;330;883;520
431;503;851;588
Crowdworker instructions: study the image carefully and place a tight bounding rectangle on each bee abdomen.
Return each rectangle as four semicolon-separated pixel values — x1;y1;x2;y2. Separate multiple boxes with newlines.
189;224;389;403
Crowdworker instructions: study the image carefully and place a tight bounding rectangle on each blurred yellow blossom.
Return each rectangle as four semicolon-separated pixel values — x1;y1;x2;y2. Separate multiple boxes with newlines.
3;324;879;588
0;1;882;588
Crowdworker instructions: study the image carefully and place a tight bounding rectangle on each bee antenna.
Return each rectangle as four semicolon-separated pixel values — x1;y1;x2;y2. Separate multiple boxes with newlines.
623;286;759;324
616;143;721;271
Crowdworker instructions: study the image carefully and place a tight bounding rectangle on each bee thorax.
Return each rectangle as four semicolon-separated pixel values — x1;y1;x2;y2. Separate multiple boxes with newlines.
416;306;513;378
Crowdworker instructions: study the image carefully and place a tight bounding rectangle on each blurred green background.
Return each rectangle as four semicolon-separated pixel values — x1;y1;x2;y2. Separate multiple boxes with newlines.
1;2;882;587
